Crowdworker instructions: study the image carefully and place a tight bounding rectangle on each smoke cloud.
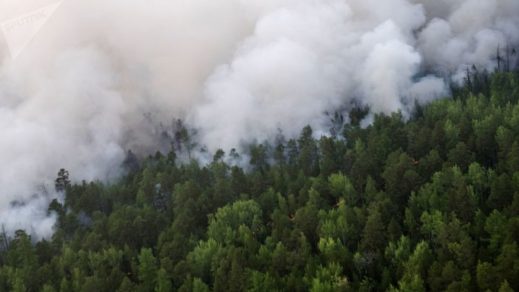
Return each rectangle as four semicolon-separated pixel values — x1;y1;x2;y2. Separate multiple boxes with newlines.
0;0;517;238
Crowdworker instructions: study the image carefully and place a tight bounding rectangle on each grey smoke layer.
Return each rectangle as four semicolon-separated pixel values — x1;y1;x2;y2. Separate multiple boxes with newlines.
0;0;518;238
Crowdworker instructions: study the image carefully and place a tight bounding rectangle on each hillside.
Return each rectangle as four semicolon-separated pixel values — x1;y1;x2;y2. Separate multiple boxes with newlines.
1;71;519;291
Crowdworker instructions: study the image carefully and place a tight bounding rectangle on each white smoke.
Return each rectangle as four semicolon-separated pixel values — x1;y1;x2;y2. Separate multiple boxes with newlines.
0;0;517;238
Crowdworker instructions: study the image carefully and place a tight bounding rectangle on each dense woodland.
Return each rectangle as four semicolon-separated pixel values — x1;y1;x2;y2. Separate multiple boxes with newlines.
1;69;519;291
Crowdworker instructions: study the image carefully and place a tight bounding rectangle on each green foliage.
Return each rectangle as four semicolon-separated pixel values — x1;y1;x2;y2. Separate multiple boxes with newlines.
138;248;157;292
2;71;519;291
207;200;264;245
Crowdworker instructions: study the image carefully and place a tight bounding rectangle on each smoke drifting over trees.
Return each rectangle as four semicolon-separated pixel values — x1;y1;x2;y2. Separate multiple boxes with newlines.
0;0;518;237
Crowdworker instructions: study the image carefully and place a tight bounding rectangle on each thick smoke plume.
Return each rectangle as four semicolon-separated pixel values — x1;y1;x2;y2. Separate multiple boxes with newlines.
0;0;518;238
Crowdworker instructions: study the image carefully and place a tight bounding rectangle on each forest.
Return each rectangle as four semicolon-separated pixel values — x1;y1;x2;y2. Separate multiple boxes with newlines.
1;69;519;291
